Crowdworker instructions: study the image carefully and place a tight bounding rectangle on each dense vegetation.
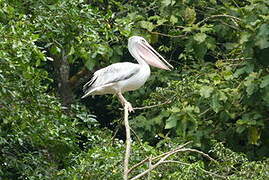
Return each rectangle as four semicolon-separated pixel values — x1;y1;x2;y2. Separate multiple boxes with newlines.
1;0;268;179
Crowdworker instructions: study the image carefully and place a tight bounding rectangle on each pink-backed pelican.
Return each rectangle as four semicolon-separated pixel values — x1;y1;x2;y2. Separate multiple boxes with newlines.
82;36;173;112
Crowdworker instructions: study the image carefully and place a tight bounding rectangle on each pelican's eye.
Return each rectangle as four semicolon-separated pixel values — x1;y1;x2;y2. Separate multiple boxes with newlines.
141;39;146;43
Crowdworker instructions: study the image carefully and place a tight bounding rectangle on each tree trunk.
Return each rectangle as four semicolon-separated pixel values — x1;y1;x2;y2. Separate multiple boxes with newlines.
52;49;73;110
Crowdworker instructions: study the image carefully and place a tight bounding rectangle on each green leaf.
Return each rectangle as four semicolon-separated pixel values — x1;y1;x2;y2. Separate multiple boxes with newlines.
257;24;269;37
244;74;257;96
219;91;228;102
260;75;269;88
240;32;252;44
200;86;214;98
157;18;167;26
211;94;221;113
248;127;261;145
68;46;75;56
140;21;155;32
162;0;175;6
236;126;246;134
255;24;269;49
85;59;95;71
194;33;207;44
165;114;177;129
170;15;178;25
255;37;269;49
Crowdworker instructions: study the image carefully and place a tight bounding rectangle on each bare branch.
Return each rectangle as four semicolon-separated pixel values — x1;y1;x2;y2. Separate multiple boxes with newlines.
161;160;191;166
133;99;172;110
197;14;241;26
151;141;193;161
128;157;150;174
120;99;172;111
180;148;217;163
128;141;192;174
130;143;217;180
123;104;131;180
130;127;143;146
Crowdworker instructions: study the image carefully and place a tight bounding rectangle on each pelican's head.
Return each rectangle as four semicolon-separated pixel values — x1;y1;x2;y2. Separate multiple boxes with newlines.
128;36;173;70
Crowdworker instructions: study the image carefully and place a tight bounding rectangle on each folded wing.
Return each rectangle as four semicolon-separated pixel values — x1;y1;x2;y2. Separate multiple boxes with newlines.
82;62;140;98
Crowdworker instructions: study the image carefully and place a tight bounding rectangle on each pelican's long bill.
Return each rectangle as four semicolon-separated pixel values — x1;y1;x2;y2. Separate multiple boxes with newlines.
136;39;173;70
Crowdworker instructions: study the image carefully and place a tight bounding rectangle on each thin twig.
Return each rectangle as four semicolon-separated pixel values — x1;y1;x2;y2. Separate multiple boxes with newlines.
151;141;192;161
180;148;217;163
218;57;251;61
120;99;172;111
128;157;150;174
123;104;131;180
130;143;217;180
199;108;210;117
130;127;143;146
133;100;172;110
197;14;241;26
128;141;192;174
162;160;190;166
149;31;187;38
110;126;120;146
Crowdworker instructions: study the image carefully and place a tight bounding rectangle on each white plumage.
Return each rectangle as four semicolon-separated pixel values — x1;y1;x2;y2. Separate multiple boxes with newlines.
82;36;173;112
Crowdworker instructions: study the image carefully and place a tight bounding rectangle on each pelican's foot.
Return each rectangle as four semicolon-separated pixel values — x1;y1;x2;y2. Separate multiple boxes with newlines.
125;102;134;113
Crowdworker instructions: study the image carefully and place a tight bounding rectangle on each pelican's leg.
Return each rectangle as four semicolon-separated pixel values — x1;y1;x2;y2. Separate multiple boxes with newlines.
117;92;134;112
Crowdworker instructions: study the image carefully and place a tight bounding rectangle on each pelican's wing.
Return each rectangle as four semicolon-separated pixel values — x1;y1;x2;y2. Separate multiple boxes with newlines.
82;62;140;97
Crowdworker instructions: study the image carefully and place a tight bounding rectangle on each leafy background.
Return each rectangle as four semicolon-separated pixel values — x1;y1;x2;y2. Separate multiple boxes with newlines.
1;0;269;179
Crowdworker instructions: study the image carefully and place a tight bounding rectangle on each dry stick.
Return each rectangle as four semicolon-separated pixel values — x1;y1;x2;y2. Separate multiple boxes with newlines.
130;127;143;146
133;99;172;110
119;99;172;111
123;104;131;180
197;14;241;26
128;141;192;174
130;148;181;180
130;146;217;180
180;148;217;163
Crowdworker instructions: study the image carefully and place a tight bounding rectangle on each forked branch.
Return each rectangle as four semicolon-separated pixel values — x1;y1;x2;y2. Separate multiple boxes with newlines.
129;142;217;180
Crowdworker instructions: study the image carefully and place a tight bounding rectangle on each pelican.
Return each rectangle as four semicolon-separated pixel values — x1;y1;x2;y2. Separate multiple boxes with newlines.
82;36;173;112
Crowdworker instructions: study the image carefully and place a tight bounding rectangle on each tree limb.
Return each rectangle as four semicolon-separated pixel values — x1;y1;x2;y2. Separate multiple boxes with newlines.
123;103;131;180
128;141;192;174
130;143;217;180
119;99;172;111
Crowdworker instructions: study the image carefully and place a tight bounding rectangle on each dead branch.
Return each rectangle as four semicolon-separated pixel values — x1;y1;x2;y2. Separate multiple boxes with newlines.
129;143;217;180
120;99;172;111
197;14;241;26
128;141;192;174
130;127;143;146
123;104;131;180
180;148;217;163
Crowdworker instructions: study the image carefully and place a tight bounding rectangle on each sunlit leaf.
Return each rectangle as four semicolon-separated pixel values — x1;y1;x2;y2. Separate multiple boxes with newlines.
200;86;214;98
260;75;269;88
194;33;207;43
140;21;155;32
165;114;178;129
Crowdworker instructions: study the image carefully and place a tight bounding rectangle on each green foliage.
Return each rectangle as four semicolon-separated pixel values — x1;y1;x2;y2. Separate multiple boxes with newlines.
133;61;268;155
1;0;269;179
